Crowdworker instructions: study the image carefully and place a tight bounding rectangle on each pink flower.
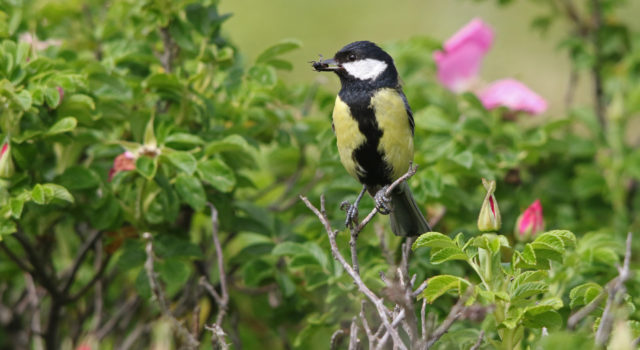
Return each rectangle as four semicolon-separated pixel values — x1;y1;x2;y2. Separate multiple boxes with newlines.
515;199;544;241
433;18;494;93
108;151;136;181
433;19;548;115
76;345;91;350
478;79;547;115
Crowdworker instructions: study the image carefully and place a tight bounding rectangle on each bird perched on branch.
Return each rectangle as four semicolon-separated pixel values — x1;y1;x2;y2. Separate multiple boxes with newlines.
312;41;430;236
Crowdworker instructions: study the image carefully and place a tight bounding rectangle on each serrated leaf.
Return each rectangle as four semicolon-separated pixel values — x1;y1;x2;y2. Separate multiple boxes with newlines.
165;151;197;175
205;134;254;155
523;310;562;330
430;247;468;264
47;117;77;135
197;158;236;192
413;232;456;249
421;275;470;303
511;282;548;302
175;174;206;211
58;166;100;190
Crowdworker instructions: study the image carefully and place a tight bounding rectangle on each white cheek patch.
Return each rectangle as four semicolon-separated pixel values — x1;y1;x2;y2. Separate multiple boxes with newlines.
342;58;388;80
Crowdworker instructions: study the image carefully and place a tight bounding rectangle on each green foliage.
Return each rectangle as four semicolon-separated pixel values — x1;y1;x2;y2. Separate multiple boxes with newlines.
0;0;638;349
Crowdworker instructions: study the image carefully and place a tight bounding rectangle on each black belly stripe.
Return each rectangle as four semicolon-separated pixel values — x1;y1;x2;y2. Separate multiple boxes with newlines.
338;87;393;190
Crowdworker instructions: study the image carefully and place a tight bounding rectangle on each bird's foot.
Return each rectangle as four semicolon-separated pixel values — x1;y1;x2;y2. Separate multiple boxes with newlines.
374;186;392;215
340;201;359;228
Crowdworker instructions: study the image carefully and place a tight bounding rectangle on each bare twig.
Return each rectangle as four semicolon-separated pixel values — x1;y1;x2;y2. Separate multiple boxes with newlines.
426;290;472;348
330;329;345;350
300;195;406;350
25;274;44;350
421;298;427;341
360;301;374;349
569;232;634;333
143;232;199;349
595;232;633;345
590;0;606;130
0;242;33;273
348;316;359;350
96;296;140;340
470;330;485;350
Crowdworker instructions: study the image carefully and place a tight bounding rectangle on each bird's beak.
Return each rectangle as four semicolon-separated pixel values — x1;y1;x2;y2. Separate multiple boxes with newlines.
312;57;342;72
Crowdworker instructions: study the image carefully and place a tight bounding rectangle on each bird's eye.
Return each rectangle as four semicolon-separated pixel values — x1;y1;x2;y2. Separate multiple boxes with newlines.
348;54;356;61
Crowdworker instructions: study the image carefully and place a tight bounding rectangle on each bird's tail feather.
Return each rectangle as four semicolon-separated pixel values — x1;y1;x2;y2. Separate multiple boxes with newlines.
389;182;431;237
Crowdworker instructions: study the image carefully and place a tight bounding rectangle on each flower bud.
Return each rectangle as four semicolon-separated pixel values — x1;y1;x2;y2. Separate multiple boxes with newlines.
477;178;501;232
0;141;15;178
515;199;544;242
108;151;136;181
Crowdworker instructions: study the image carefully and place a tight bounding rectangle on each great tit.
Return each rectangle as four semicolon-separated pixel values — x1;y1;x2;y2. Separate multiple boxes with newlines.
313;41;431;237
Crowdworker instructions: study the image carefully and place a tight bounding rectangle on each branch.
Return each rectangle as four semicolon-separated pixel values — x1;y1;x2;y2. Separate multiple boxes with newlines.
61;230;104;294
470;330;485;350
590;0;607;130
0;241;33;273
143;232;199;349
568;232;633;333
300;195;407;350
330;329;345;350
595;232;633;345
348;316;359;350
426;289;472;348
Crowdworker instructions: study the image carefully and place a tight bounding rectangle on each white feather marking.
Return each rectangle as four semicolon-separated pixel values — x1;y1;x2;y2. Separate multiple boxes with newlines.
342;58;388;80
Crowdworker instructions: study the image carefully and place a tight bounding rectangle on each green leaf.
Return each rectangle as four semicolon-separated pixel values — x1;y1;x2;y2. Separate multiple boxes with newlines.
135;156;157;179
58;166;101;190
165;151;197;175
205;134;254;155
157;259;192;296
430;247;469;264
197;158;236;192
570;282;604;309
248;64;277;87
44;86;60;108
523;310;562;330
31;184;45;204
47;117;77;135
9;198;23;219
272;242;305;256
414;106;452;132
256;39;301;64
42;184;74;203
511;282;548;303
413;232;455;249
450;151;473;169
164;133;204;148
421;275;470;303
14;89;31;110
0;219;17;236
175;174;206;211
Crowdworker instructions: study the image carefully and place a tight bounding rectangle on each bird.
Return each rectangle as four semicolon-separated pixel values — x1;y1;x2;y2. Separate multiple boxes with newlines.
312;40;431;236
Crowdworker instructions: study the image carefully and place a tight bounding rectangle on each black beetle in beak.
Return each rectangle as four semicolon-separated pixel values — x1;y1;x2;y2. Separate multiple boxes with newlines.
312;57;342;72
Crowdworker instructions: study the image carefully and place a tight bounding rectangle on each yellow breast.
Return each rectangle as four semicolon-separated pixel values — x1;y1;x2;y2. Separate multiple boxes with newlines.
370;88;414;180
332;96;365;180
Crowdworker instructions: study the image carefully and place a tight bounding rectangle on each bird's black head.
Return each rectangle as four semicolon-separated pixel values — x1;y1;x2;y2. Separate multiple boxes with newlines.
312;41;398;88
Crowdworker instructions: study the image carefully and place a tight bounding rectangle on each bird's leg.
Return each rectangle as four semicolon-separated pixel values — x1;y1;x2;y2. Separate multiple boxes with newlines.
341;186;367;228
374;185;392;215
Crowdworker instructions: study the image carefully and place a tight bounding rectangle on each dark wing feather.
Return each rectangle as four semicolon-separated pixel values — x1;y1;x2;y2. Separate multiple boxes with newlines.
397;88;415;136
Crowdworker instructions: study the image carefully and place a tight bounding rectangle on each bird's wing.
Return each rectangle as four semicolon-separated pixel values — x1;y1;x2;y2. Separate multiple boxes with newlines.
397;89;415;136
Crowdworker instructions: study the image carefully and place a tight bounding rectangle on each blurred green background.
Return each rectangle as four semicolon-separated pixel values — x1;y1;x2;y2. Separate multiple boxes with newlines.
221;0;640;115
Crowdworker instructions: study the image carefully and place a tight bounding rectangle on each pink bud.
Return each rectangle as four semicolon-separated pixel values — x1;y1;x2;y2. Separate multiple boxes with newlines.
478;79;547;115
108;151;136;181
433;18;494;93
1;143;7;157
57;86;64;103
515;199;544;241
0;141;14;178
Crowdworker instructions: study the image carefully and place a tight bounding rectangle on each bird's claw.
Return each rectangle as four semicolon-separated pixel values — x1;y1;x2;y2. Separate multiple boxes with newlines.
374;186;392;215
341;200;359;228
